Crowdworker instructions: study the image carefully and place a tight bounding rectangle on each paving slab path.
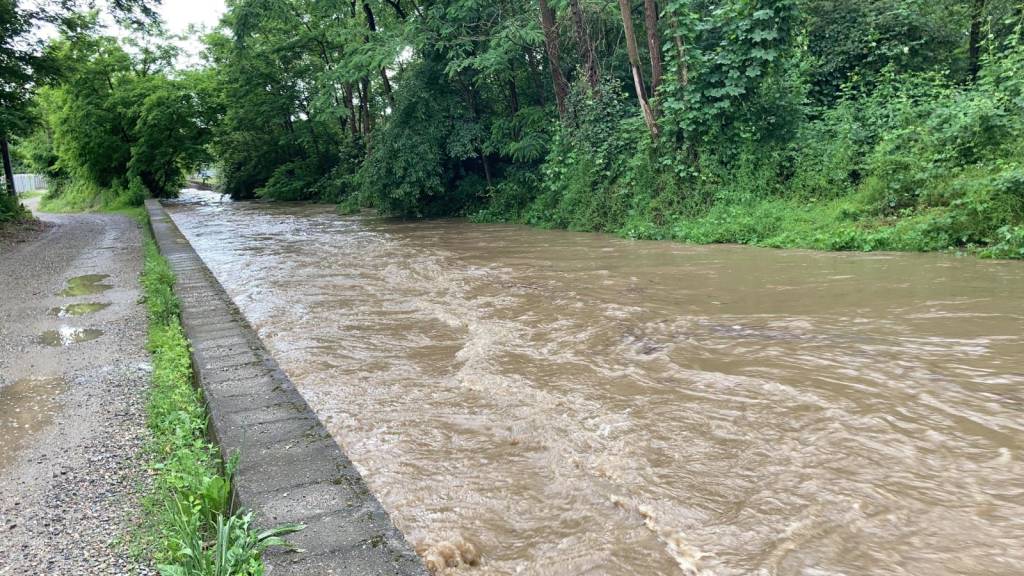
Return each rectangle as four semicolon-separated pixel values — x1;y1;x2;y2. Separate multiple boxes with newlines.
0;199;154;575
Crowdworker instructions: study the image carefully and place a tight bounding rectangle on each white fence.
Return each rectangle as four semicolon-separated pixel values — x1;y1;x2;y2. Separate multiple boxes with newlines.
13;173;47;194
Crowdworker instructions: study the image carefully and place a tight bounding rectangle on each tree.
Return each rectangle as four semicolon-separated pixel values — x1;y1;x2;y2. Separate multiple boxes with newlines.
538;0;569;118
642;0;662;98
568;0;600;89
26;18;210;205
1;0;158;198
0;0;45;195
968;0;987;80
618;0;657;136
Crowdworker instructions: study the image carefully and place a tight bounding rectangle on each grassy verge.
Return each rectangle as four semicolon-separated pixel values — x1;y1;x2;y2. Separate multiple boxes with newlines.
140;220;301;575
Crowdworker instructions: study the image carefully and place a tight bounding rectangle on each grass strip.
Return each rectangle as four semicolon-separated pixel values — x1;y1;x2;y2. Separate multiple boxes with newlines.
140;221;302;576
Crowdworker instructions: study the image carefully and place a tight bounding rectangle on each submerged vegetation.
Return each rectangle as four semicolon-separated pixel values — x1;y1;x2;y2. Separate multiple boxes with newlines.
140;231;301;575
5;0;1024;257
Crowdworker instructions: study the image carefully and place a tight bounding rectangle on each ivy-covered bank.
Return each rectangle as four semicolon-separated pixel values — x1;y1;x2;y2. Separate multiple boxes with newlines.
139;227;300;576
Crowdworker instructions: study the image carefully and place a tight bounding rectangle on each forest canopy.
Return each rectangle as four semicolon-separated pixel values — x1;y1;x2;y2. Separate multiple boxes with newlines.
12;0;1024;257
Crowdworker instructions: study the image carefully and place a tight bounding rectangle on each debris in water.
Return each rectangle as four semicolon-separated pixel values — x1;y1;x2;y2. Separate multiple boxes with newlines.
417;537;481;574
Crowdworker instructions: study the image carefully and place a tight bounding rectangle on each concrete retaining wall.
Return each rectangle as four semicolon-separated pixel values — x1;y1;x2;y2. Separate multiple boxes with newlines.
145;200;427;576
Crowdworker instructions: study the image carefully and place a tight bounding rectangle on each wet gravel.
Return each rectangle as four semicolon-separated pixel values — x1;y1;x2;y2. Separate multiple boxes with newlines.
0;203;155;575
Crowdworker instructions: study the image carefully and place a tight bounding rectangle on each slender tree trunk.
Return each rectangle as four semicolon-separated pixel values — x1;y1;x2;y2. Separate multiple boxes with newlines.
508;76;520;115
618;0;658;137
359;77;372;135
538;0;569;118
362;0;396;108
481;151;493;187
968;0;986;81
525;48;546;105
643;0;663;99
569;0;600;89
383;0;407;19
344;83;359;135
1;136;15;197
669;13;688;88
379;70;396;110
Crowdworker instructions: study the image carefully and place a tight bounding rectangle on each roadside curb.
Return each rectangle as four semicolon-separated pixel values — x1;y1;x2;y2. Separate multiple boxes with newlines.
144;199;427;576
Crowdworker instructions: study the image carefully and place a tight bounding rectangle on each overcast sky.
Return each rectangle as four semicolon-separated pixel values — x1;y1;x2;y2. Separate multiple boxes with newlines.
29;0;227;67
158;0;225;33
157;0;226;66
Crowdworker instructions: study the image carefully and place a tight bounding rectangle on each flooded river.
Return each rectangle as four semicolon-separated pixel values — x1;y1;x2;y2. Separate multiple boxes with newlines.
165;191;1024;576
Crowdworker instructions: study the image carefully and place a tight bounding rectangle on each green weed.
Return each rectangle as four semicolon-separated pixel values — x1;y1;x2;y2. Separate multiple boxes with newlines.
140;231;302;575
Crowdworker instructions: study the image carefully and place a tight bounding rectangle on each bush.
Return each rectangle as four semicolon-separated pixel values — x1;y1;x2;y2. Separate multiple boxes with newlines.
0;194;30;222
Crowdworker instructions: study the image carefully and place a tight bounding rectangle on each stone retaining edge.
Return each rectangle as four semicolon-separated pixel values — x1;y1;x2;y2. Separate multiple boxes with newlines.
145;199;427;576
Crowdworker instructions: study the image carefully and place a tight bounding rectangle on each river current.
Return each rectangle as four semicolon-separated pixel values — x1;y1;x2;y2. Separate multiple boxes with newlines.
165;190;1024;576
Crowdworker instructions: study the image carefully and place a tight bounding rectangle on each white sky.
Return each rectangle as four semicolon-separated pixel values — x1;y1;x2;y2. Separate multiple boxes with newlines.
156;0;226;67
28;0;227;68
158;0;225;34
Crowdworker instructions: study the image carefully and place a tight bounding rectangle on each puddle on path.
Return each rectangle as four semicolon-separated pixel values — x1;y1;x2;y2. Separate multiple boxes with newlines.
59;274;112;296
49;302;111;317
39;327;104;346
0;377;68;470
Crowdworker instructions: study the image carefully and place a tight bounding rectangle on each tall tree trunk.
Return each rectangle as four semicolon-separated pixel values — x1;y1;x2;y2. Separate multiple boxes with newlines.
968;0;986;81
481;151;493;187
359;76;372;136
379;70;396;110
538;0;569;118
1;136;15;197
618;0;658;137
642;0;663;99
568;0;600;89
362;0;396;108
344;83;359;135
508;76;520;115
669;13;688;89
383;0;407;19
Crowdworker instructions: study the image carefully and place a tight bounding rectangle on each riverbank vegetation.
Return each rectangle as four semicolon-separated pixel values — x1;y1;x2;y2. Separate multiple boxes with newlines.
195;0;1024;258
2;4;209;212
30;16;209;212
7;1;1024;258
141;227;302;575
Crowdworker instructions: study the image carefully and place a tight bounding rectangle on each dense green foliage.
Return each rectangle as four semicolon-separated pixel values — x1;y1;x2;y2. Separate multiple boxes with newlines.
193;0;1024;257
10;12;210;210
141;232;302;576
1;0;158;204
13;0;1024;257
0;192;29;222
33;19;209;210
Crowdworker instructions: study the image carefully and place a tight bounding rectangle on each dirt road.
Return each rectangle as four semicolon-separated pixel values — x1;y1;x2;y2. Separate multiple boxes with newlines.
0;200;153;575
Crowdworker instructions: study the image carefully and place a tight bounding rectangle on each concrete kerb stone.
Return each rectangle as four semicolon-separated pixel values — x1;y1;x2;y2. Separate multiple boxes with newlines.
144;200;427;576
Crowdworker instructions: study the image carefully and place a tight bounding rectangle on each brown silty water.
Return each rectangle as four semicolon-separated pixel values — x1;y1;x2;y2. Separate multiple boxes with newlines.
165;191;1024;576
0;378;68;470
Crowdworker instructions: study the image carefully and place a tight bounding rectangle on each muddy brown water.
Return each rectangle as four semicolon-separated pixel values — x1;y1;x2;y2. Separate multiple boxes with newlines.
38;327;104;347
165;191;1024;576
0;378;68;470
59;274;112;296
49;302;111;317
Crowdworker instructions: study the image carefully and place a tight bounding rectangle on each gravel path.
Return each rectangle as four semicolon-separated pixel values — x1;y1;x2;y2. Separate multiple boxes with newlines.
0;200;154;575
